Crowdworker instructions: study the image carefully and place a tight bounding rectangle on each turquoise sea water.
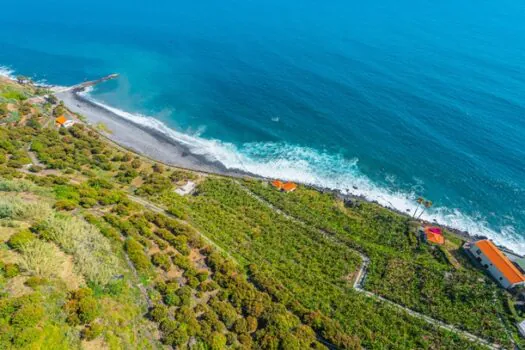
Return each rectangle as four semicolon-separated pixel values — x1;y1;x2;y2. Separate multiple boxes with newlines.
1;0;525;251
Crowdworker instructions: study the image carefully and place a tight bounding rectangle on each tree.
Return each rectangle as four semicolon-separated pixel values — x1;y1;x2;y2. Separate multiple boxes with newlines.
152;163;164;173
131;159;141;169
16;75;29;84
45;95;58;105
417;200;433;219
413;196;424;218
209;332;227;350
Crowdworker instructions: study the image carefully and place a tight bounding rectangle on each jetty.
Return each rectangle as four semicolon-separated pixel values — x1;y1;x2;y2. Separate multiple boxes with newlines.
26;73;119;104
56;73;119;93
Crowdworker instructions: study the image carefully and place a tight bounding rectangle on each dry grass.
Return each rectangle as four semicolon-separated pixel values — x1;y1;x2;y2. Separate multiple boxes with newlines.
43;214;120;285
4;276;32;297
19;240;65;278
0;178;49;195
0;196;52;221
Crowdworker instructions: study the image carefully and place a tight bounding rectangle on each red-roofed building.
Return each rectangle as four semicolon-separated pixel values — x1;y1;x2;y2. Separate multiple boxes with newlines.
282;182;297;193
468;239;525;289
271;180;284;190
424;227;445;245
55;115;67;126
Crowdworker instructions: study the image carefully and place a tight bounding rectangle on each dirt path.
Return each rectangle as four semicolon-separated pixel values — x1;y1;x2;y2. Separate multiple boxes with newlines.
123;252;153;309
234;181;502;350
26;143;44;167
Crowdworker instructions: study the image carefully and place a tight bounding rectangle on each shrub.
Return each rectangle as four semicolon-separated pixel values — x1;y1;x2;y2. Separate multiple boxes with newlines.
87;178;113;190
24;276;48;289
80;197;97;208
7;159;25;169
209;332;227;350
12;328;41;348
124;238;152;273
164;291;181;307
4;263;20;278
28;165;43;173
54;199;77;211
11;303;44;328
197;271;209;282
149;304;169;322
167;205;187;220
172;254;191;270
81;322;103;340
7;229;35;250
152;163;164;173
151;253;171;271
131;159;141;169
65;288;99;326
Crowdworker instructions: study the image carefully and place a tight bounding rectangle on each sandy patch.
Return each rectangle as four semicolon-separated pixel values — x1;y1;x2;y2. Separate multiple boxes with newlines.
5;276;32;297
58;253;85;290
82;337;109;350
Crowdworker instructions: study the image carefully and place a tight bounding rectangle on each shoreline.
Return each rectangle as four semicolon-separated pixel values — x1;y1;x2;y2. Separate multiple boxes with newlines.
56;88;502;250
57;89;252;179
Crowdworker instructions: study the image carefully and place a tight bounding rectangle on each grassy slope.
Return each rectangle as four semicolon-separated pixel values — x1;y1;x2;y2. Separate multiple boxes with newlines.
0;77;522;349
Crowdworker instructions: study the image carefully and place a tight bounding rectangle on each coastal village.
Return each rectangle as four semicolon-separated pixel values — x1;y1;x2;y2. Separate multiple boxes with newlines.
2;75;525;349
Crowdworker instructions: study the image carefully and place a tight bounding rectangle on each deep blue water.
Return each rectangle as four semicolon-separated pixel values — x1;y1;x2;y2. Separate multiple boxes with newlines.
1;0;525;251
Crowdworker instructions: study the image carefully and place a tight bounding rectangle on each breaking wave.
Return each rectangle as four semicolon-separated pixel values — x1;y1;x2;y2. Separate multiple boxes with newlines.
80;90;525;253
0;66;15;80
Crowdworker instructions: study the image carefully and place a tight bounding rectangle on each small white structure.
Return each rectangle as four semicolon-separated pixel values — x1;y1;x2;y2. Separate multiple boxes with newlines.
174;181;196;196
62;120;76;128
468;239;525;289
517;320;525;338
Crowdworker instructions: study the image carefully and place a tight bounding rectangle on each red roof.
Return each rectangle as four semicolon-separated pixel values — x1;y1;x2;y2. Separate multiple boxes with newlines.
475;240;525;285
271;180;283;189
427;227;442;235
424;227;444;245
55;115;67;125
282;182;297;192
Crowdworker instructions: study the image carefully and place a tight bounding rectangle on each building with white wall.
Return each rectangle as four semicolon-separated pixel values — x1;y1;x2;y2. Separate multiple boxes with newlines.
468;239;525;289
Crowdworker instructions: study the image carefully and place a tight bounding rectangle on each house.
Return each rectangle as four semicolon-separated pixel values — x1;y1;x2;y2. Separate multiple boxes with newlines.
174;181;196;196
270;180;297;193
420;226;445;245
499;246;525;274
282;182;297;193
55;115;67;127
271;180;284;190
55;115;76;128
62;120;76;128
468;239;525;289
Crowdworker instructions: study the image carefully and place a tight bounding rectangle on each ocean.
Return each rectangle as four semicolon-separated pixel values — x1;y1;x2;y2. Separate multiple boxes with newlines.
1;0;524;252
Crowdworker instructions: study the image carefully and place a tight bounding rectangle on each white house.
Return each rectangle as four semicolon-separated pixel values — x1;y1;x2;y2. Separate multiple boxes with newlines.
469;239;525;289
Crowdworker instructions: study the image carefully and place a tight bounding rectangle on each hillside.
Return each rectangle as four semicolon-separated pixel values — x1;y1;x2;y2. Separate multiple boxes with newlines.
0;76;523;349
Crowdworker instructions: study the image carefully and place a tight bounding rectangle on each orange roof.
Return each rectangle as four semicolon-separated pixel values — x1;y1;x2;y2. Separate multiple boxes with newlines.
271;180;284;189
282;182;297;192
425;231;445;245
475;240;525;285
55;115;67;125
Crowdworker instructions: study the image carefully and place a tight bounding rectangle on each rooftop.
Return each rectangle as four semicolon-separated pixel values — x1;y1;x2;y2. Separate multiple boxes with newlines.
475;240;525;285
55;115;67;125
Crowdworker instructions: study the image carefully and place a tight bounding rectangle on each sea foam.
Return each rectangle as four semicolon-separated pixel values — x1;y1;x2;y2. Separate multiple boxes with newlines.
0;65;64;89
79;90;525;254
0;66;15;80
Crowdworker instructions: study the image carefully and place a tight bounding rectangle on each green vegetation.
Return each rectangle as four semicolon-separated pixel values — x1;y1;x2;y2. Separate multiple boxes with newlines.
242;180;513;344
0;76;522;349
